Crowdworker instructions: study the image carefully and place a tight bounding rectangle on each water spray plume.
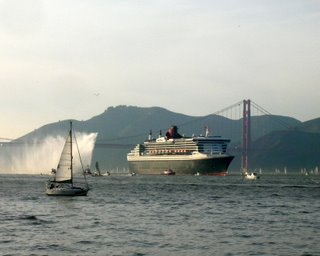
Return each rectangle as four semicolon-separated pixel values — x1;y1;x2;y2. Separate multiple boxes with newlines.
0;132;98;174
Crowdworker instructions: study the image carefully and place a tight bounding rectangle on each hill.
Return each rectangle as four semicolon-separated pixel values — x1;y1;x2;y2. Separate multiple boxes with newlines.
245;117;320;172
9;105;320;173
18;105;300;143
294;117;320;134
249;130;320;172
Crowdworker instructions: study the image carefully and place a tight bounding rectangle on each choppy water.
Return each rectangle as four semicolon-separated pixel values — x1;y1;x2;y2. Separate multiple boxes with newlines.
0;174;319;256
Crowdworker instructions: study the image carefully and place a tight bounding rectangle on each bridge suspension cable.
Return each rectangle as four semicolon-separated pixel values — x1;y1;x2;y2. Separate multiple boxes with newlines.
250;101;293;129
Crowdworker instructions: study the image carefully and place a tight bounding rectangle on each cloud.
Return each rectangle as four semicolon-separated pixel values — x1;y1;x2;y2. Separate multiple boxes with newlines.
1;0;320;137
0;0;44;36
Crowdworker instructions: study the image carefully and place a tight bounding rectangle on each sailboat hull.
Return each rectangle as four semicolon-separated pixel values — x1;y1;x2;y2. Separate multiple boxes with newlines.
46;186;88;196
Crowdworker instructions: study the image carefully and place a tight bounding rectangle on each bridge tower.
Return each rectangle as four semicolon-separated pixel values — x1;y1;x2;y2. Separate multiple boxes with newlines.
242;99;251;171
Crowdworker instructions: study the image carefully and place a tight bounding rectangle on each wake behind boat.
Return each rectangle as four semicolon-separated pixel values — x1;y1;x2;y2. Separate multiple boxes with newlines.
46;121;89;196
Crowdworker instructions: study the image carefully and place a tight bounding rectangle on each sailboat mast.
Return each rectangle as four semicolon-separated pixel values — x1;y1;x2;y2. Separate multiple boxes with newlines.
70;121;73;184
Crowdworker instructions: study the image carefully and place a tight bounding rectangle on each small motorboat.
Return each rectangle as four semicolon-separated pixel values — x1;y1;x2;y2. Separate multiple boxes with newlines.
163;169;175;175
243;170;259;180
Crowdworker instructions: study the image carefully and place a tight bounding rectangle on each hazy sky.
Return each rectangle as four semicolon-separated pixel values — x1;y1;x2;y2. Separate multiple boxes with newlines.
1;0;319;139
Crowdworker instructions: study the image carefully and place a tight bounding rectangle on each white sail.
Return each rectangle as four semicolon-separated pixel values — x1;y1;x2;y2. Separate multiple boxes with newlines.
55;131;73;183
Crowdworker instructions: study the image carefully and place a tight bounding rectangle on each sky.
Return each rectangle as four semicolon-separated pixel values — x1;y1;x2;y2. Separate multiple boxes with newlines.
1;0;319;139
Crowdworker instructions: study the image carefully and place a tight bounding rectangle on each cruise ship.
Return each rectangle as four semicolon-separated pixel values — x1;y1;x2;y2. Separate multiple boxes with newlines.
127;126;234;175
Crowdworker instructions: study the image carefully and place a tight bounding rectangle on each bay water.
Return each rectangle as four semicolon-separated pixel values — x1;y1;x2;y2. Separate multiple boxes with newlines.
0;174;319;255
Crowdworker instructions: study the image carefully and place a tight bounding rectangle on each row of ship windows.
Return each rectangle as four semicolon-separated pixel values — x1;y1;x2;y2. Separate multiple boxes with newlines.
132;145;227;153
130;150;226;155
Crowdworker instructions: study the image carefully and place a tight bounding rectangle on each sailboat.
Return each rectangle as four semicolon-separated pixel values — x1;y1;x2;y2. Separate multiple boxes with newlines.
92;161;102;176
46;121;89;196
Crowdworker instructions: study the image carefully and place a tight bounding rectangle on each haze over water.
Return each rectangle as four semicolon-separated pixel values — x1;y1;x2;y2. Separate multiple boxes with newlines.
1;174;319;255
